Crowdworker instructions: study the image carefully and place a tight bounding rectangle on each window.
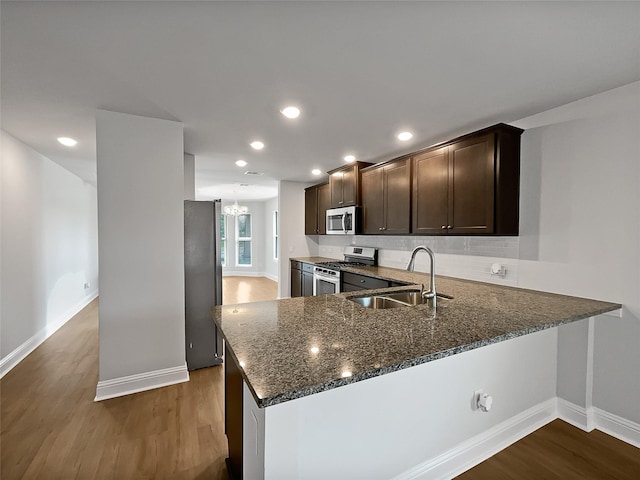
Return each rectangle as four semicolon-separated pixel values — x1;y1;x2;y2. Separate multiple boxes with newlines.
220;213;227;266
236;213;252;266
273;210;279;260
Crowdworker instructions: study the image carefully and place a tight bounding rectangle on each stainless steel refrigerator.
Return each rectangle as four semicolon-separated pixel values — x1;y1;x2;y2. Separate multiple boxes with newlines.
185;200;224;370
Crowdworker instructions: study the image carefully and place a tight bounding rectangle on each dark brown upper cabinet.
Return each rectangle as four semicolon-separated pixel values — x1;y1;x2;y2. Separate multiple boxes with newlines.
411;147;449;235
327;162;372;208
361;158;411;234
412;124;523;235
304;182;330;235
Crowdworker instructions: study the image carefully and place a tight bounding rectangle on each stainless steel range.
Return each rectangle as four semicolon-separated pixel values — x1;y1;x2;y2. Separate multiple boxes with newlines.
312;246;378;295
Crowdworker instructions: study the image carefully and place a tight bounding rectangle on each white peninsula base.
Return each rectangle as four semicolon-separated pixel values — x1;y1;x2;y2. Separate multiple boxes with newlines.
239;321;594;480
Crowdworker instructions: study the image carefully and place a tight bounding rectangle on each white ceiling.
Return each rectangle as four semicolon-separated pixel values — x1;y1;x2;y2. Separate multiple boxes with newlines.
2;1;639;201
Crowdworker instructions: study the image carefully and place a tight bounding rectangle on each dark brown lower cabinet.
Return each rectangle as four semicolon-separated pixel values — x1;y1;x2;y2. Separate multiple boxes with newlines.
290;260;314;297
224;346;243;480
291;262;302;297
342;271;409;291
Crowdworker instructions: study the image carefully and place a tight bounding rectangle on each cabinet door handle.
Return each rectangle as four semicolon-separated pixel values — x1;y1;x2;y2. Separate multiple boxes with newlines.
339;201;344;204
441;225;447;229
360;280;366;283
379;227;383;231
447;225;452;229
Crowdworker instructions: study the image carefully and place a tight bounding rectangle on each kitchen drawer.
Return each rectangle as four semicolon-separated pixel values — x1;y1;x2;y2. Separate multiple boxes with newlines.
291;260;315;273
341;283;366;292
342;272;390;290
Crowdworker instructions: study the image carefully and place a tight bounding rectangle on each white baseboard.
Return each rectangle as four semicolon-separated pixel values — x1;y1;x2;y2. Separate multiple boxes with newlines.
556;397;595;431
393;397;640;480
558;398;640;448
593;406;640;448
263;272;278;282
557;399;640;448
392;398;557;480
223;271;278;282
0;290;99;379
94;364;190;401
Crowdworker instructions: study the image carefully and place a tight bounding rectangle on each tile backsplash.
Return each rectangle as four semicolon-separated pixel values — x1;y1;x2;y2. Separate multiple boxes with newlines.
318;235;520;286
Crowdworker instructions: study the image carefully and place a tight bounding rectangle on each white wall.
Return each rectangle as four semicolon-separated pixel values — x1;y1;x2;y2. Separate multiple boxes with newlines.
277;180;319;298
183;153;195;200
514;82;640;423
1;130;98;374
263;196;279;281
95;110;186;391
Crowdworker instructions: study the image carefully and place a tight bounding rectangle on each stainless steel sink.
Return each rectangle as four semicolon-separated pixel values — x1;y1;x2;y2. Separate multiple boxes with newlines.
349;296;409;309
348;291;452;309
383;291;428;306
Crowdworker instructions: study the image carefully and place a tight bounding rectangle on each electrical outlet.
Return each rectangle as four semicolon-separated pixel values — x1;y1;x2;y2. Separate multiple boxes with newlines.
472;389;493;412
83;282;90;290
490;263;507;277
472;389;483;411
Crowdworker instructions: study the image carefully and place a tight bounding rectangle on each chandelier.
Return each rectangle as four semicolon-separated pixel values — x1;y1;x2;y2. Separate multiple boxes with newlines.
224;200;249;216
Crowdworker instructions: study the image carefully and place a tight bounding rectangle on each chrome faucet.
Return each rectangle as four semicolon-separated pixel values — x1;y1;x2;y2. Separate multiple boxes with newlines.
406;246;437;309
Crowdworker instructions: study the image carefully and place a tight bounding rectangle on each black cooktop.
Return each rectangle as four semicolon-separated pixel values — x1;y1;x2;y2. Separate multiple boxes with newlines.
316;261;369;270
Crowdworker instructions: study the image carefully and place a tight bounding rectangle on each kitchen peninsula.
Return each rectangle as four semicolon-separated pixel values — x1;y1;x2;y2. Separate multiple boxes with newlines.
213;266;620;480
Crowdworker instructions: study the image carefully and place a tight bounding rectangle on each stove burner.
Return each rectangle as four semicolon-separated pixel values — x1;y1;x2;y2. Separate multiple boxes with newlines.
316;261;368;270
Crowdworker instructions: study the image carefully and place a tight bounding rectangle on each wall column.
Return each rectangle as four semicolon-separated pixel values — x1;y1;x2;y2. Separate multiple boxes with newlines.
95;110;187;400
184;152;195;200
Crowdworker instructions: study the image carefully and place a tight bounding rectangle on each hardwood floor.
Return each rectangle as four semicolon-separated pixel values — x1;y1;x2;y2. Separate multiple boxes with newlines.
222;276;278;305
456;418;640;479
3;277;638;479
0;276;278;480
0;298;228;480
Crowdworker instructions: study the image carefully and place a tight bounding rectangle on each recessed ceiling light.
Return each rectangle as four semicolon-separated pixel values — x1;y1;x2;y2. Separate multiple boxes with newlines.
344;155;356;163
397;131;413;141
250;140;264;150
57;137;77;147
311;169;322;175
280;106;301;119
235;160;247;167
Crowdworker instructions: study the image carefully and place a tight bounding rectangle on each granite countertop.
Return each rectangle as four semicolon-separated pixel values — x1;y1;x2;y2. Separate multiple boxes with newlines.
213;265;621;408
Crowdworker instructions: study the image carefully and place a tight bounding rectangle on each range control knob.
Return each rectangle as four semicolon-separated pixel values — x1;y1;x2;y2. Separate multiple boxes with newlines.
478;393;493;412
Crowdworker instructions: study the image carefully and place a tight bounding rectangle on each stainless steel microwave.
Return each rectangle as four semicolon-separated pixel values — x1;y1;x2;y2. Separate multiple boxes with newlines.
326;206;360;235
